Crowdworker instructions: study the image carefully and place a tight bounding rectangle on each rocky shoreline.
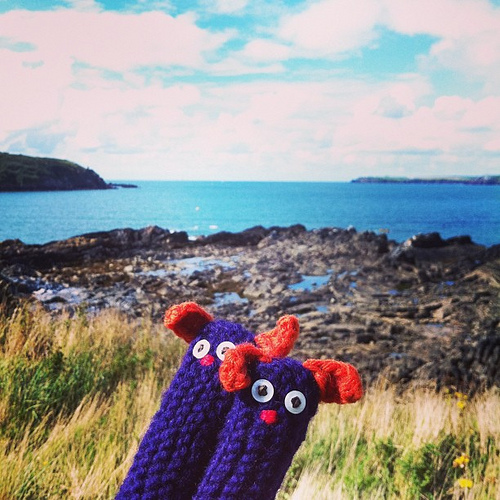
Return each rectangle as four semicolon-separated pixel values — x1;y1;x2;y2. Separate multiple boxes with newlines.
1;225;499;393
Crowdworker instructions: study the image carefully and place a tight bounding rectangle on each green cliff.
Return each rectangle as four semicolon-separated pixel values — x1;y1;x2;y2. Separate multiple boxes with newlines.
0;152;111;192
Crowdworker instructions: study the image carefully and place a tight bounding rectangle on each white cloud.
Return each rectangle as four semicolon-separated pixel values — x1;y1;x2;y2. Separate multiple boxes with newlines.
211;0;249;14
239;39;291;63
2;77;379;181
383;0;500;90
5;66;498;181
278;0;382;58
2;1;500;181
203;57;286;77
0;9;228;74
332;90;500;176
272;0;500;92
382;0;498;38
0;8;227;138
63;0;102;12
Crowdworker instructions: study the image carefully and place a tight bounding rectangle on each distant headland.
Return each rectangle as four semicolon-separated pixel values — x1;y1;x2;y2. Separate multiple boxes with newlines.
351;175;500;185
0;152;137;192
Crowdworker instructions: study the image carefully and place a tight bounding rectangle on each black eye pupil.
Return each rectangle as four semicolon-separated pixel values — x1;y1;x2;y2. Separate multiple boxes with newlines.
258;385;268;396
198;345;204;352
221;347;228;354
291;396;301;408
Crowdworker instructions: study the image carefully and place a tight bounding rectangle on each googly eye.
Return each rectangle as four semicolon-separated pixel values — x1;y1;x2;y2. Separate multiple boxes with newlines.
251;379;274;403
192;339;211;359
284;390;307;414
216;341;236;361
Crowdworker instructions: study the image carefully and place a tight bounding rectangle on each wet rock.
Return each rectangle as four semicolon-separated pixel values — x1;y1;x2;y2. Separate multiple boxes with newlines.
410;232;447;248
200;226;270;247
1;225;498;392
382;355;425;384
355;331;376;344
389;232;486;267
0;273;20;311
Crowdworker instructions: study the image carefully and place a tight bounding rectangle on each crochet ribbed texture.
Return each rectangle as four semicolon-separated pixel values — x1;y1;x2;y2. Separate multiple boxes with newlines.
193;357;320;500
115;319;255;500
116;302;362;500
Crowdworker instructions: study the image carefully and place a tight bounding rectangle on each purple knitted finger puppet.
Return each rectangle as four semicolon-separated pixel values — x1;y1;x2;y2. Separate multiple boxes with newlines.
116;302;299;500
193;339;363;500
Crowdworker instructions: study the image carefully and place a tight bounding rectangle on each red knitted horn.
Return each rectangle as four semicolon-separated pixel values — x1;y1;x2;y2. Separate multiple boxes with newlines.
254;315;299;358
219;344;271;392
303;359;363;404
164;302;213;343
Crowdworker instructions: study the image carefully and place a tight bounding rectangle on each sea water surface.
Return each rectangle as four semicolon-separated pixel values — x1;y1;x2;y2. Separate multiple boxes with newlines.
0;181;499;246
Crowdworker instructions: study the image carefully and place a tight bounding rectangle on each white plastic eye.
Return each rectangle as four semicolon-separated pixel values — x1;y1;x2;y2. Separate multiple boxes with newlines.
216;341;236;361
192;339;211;359
251;379;274;403
284;390;307;414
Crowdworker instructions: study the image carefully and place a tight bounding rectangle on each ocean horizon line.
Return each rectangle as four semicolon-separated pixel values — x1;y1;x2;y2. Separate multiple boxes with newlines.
1;181;498;247
107;177;500;184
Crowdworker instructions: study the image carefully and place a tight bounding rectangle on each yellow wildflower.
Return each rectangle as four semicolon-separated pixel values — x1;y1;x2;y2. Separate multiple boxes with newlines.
453;454;470;468
457;400;467;410
458;478;473;489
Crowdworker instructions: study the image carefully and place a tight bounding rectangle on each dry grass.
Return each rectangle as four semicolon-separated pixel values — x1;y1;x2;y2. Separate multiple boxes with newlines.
0;304;498;499
281;387;500;499
0;304;183;499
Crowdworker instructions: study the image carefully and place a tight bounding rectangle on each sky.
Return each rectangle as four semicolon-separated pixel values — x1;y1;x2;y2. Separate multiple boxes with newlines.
1;0;500;181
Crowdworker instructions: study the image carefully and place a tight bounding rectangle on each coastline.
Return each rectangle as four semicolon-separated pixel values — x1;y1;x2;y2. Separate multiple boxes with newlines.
2;180;500;247
0;152;138;192
352;175;500;185
1;224;499;393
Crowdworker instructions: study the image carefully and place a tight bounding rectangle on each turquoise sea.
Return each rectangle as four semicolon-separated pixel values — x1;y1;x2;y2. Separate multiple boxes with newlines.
0;181;499;246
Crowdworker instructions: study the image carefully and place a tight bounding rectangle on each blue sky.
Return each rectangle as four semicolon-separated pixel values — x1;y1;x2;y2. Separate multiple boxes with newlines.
1;0;500;181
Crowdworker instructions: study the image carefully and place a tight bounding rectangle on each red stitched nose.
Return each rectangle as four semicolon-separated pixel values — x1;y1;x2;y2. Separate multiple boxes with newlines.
260;410;278;425
200;354;214;366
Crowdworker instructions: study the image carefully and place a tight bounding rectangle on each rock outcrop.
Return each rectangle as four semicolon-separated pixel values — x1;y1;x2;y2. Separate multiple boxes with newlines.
1;225;499;393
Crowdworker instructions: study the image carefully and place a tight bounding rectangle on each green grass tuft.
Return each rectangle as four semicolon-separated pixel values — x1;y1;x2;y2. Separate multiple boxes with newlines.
0;304;498;499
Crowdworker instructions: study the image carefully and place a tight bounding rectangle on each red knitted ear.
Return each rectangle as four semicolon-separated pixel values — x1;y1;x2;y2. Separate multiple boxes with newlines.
303;359;363;404
254;315;299;358
164;302;213;343
219;344;271;392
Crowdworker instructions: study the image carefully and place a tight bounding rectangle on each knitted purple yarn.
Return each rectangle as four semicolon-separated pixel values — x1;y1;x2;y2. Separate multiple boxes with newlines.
116;319;255;500
193;357;320;500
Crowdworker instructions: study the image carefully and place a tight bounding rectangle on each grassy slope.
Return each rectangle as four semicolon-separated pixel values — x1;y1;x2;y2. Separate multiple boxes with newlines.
0;152;109;191
0;305;498;499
